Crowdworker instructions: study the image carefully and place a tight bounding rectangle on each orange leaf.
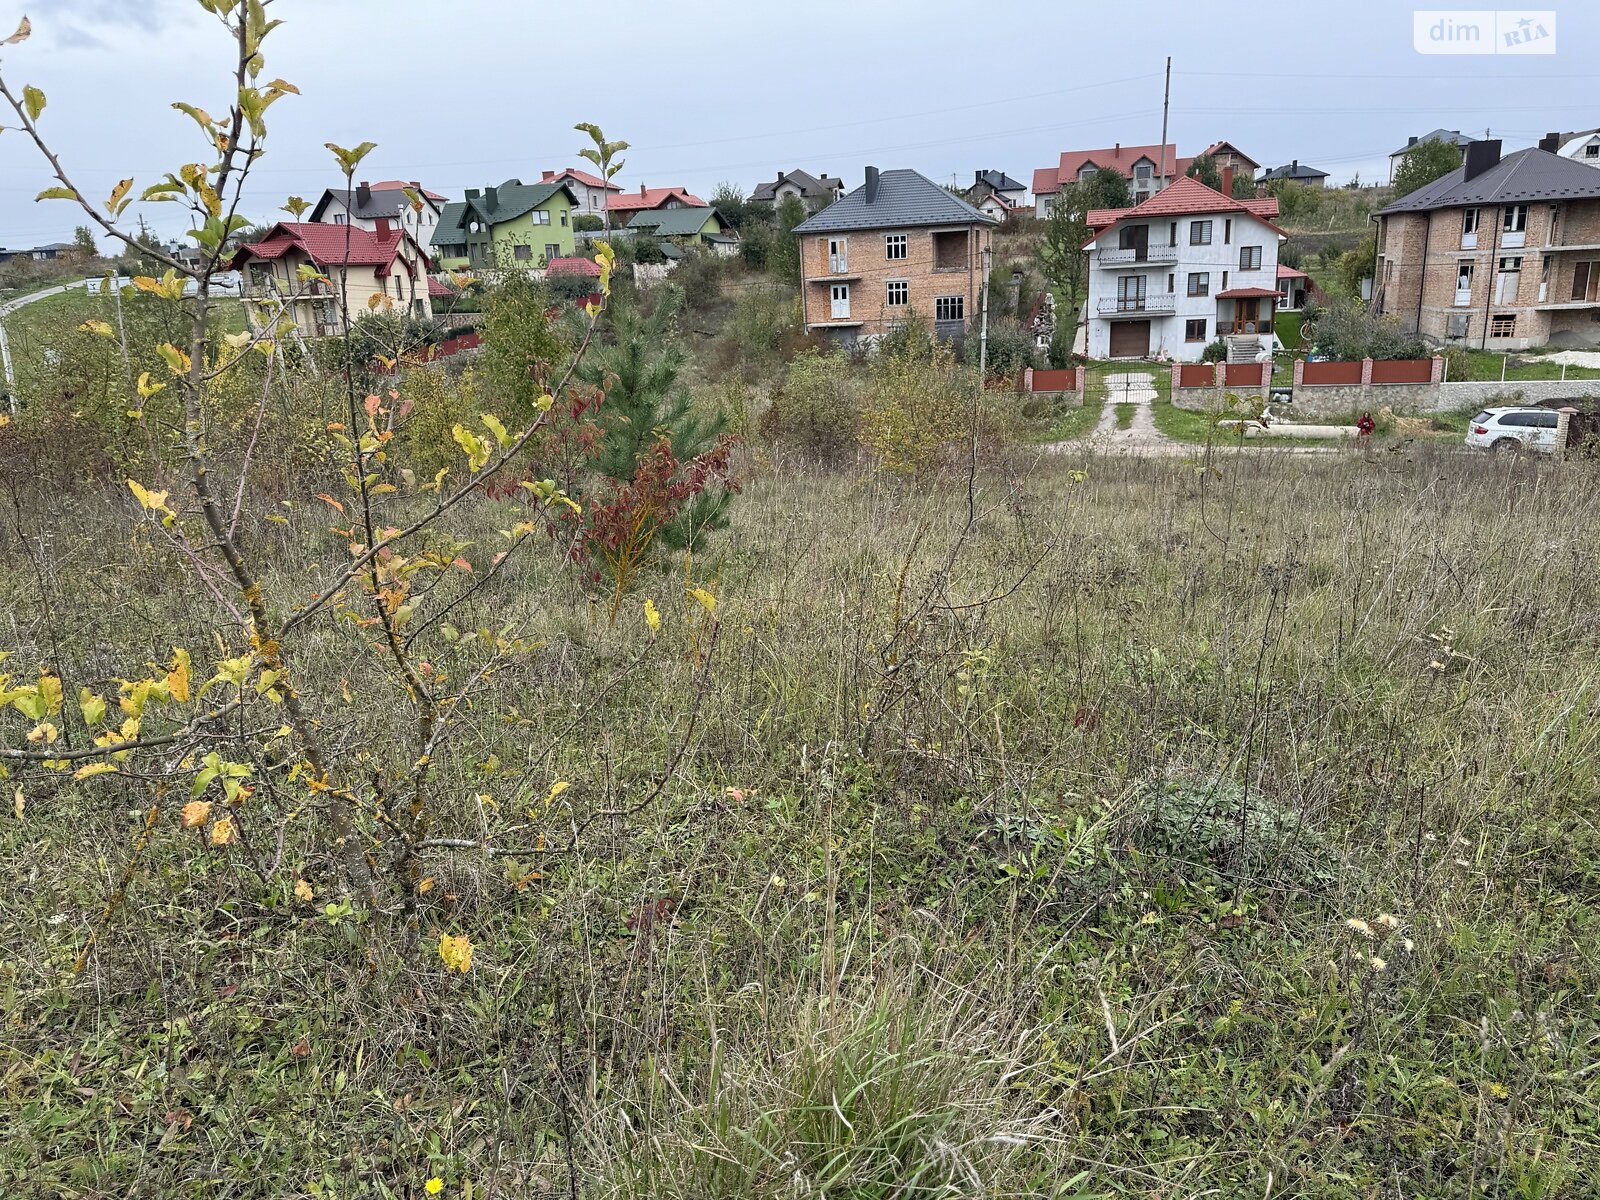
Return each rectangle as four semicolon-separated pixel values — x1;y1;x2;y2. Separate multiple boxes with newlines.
315;493;345;514
180;800;212;828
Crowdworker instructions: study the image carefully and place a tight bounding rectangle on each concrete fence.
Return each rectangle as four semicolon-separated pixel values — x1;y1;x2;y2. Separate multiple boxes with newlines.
1169;360;1270;410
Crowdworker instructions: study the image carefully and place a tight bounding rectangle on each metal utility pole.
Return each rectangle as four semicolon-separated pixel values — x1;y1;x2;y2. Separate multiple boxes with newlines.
969;243;993;528
1158;56;1172;185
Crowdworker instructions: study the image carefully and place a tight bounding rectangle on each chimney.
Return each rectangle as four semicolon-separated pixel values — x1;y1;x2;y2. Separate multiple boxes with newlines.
542;169;555;181
1221;166;1233;195
1407;136;1418;147
1539;131;1561;153
864;166;880;204
465;188;480;200
355;182;371;208
640;183;647;195
1463;139;1502;181
485;185;499;211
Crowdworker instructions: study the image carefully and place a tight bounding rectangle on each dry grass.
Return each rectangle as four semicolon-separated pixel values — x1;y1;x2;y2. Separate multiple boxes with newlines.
3;447;1598;1198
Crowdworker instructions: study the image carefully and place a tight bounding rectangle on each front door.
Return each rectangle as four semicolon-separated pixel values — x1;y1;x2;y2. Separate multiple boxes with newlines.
1236;298;1260;333
1109;319;1150;358
830;284;850;319
828;238;848;273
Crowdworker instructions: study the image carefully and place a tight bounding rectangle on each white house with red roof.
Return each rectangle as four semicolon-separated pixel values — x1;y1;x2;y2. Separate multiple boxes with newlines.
230;222;433;337
309;180;448;244
1082;173;1285;361
540;168;622;217
1033;143;1193;217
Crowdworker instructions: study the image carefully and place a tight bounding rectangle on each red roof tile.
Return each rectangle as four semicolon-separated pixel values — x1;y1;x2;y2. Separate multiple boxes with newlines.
1037;144;1189;195
427;277;453;297
1084;176;1282;237
1276;264;1309;280
1031;166;1059;196
1215;287;1281;299
546;256;601;277
231;222;426;273
607;186;708;213
541;167;622;192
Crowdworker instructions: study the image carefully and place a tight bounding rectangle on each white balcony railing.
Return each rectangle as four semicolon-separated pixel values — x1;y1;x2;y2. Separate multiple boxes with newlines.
1098;293;1176;315
1097;244;1179;266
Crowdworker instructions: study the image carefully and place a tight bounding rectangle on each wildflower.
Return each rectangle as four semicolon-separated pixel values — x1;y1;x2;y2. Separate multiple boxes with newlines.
1375;913;1401;929
1369;955;1387;971
1402;938;1415;952
425;1179;444;1196
1345;918;1374;937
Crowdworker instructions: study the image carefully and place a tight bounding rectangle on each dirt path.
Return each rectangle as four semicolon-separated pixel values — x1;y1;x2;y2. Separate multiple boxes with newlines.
1056;370;1185;456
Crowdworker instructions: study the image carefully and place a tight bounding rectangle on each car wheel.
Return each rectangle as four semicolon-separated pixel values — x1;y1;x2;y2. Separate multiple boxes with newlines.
1492;438;1522;454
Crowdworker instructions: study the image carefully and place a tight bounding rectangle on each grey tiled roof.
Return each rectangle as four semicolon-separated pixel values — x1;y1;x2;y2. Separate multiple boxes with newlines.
975;170;1026;191
793;169;998;233
1391;128;1471;156
1258;163;1329;181
626;207;729;237
1377;147;1600;214
751;169;840;201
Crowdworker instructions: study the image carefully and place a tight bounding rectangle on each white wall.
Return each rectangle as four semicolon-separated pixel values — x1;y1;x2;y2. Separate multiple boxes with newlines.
1085;210;1282;361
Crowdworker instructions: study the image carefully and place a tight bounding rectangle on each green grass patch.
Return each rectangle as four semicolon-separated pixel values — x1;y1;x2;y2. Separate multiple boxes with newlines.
1452;347;1600;382
1114;403;1134;430
1275;310;1305;350
1027;397;1100;442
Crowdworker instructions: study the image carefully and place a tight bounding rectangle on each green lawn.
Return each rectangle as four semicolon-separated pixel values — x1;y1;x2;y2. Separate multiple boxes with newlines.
1275;310;1305;350
1114;403;1134;430
1451;347;1600;382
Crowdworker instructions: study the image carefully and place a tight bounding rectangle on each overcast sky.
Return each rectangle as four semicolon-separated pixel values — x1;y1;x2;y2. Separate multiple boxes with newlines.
0;0;1595;248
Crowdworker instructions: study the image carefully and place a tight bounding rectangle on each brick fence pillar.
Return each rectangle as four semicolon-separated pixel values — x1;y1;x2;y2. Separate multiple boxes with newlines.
1075;365;1086;395
1023;366;1034;394
1361;357;1374;385
1558;406;1577;458
1170;362;1181;394
1430;355;1444;383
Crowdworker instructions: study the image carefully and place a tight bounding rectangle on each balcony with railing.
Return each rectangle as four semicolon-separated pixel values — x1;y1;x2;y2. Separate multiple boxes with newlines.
1097;243;1179;266
1098;293;1176;316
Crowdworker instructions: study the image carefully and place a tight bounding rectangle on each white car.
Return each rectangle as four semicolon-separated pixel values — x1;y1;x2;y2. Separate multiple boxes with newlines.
1465;407;1560;454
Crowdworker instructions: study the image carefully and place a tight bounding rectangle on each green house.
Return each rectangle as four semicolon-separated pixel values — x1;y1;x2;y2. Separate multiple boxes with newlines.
431;179;578;271
625;206;738;250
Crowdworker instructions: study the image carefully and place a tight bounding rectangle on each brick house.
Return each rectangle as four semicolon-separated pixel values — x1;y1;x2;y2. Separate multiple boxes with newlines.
1200;141;1260;179
540;168;622;217
1033;143;1193;217
1082;172;1284;361
1373;140;1600;351
793;166;998;345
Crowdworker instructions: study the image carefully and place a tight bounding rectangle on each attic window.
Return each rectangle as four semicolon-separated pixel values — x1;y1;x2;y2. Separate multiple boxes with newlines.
1588;145;1599;159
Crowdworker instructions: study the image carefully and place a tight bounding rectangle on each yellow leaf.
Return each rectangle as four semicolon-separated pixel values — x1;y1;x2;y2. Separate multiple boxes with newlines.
22;84;45;123
38;674;63;715
480;412;511;447
78;319;114;337
26;721;58;744
180;800;212;828
546;780;570;806
166;648;192;703
79;687;107;726
156;343;192;376
438;932;474;973
132;276;162;294
687;587;717;614
136;372;167;399
107;177;133;215
127;478;171;513
643;598;660;635
418;876;435;895
12;785;22;820
73;763;118;781
210;815;236;846
293;878;313;902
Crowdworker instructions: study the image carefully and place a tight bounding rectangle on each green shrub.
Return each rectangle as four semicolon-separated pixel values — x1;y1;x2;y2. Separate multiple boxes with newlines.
573;213;603;232
760;348;858;463
1200;337;1229;362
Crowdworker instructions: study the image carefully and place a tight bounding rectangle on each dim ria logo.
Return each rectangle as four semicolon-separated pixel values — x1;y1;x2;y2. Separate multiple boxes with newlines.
1414;10;1555;54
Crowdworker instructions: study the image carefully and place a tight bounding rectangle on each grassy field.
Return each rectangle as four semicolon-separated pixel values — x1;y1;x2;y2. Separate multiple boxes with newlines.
4;447;1598;1198
1452;346;1600;383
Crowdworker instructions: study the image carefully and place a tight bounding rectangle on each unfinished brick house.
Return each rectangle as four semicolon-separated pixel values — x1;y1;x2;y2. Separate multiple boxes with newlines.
1373;139;1600;351
793;167;998;345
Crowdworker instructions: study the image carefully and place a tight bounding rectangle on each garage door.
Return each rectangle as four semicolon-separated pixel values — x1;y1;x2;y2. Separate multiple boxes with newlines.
1109;320;1150;358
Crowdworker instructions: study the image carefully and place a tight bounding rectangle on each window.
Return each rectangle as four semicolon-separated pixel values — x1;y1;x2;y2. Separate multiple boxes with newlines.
1490;313;1516;338
1169;221;1177;246
1078;165;1096;181
1167;272;1175;293
1222;270;1229;291
935;295;965;322
1571;260;1600;302
828;237;849;272
1185;318;1207;342
1190;220;1213;246
1224;218;1232;245
830;283;850;319
1503;204;1528;247
886;280;908;306
1454;261;1474;304
332;213;346;226
1040;196;1054;218
514;244;532;261
1116;275;1146;311
1461;207;1479;249
1134;164;1152;182
545;244;560;263
1187;272;1210;296
1239;245;1262;270
560;210;568;226
1589;144;1600;159
534;210;551;225
885;233;907;260
1540;254;1552;301
1495;255;1522;303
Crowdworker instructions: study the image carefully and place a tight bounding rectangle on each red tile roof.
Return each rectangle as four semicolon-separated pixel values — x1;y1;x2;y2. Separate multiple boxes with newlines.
1082;176;1284;246
427;277;453;297
545;256;601;278
541;167;622;192
1215;287;1281;299
1035;144;1191;195
368;180;448;202
1276;264;1310;280
231;222;426;274
607;186;708;213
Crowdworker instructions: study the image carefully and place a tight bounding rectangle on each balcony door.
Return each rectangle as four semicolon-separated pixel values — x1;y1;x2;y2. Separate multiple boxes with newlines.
1118;223;1150;262
828;237;848;273
1116;275;1147;313
830;283;850;319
